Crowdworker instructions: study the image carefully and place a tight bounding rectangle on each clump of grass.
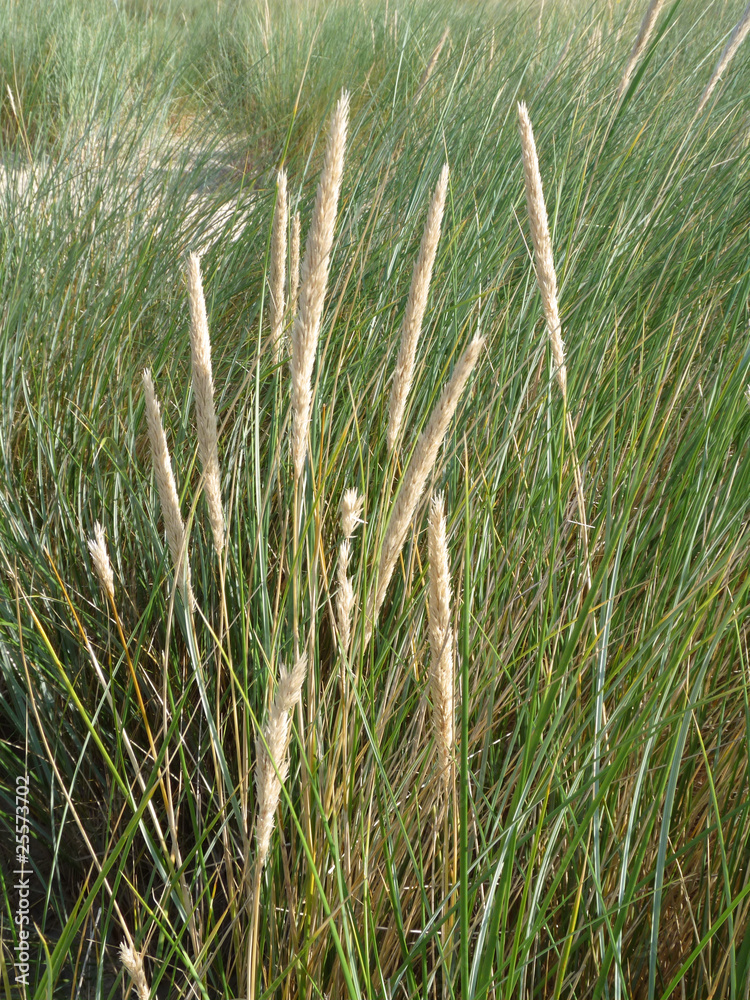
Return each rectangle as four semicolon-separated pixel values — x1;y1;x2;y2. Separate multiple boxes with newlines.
5;5;750;999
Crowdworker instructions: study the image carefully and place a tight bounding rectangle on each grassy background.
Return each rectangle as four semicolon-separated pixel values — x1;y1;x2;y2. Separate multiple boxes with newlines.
2;0;750;997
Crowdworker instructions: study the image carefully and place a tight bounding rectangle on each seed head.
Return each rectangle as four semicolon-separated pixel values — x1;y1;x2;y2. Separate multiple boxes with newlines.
87;522;115;602
142;369;193;604
427;492;454;783
290;92;349;481
119;941;150;1000
387;164;449;453
270;170;288;365
517;102;567;399
366;336;484;643
255;655;308;869
187;253;225;555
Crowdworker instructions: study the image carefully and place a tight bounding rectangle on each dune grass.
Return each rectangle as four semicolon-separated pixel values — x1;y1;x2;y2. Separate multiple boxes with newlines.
2;0;750;998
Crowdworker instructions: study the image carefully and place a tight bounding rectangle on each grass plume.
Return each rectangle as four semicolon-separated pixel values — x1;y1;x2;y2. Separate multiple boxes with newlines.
616;0;666;100
142;369;193;604
87;522;114;602
366;336;484;644
427;491;454;783
119;941;150;1000
269;169;288;365
698;1;750;113
387;163;449;454
290;91;349;481
186;252;224;556
517;101;567;399
290;210;301;318
336;488;365;653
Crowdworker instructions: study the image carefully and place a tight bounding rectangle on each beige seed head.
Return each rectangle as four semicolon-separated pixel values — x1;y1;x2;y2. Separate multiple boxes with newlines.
270;170;288;365
6;85;17;121
119;941;150;1000
87;522;115;602
341;487;365;539
290;210;301;318
290;91;350;482
698;1;750;113
517;102;567;399
417;26;450;94
336;488;365;651
427;492;454;783
186;253;225;555
337;540;355;653
255;655;308;870
616;0;666;101
365;336;485;644
142;369;192;603
387;164;449;454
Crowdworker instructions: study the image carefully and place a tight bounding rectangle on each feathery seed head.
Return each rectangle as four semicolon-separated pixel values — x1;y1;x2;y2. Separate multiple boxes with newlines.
418;26;450;93
337;488;364;651
427;491;454;782
270;169;288;364
517;102;567;399
290;210;301;316
142;369;193;602
290;91;349;481
698;1;750;113
186;254;225;554
255;655;308;869
88;522;115;602
366;336;485;643
617;0;666;100
341;487;365;539
119;942;150;1000
387;163;449;453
